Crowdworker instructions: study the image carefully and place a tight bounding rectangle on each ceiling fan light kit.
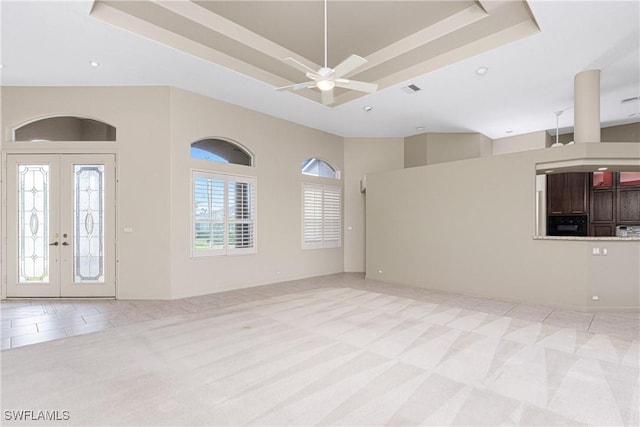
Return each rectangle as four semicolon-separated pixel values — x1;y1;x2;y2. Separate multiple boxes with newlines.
276;0;378;105
316;79;335;92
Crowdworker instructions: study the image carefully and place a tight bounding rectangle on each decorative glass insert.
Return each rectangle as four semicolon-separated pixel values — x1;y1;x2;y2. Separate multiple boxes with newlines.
192;171;256;256
301;158;339;179
18;165;50;283
619;172;640;187
14;117;116;141
190;139;252;166
593;171;613;188
74;165;105;282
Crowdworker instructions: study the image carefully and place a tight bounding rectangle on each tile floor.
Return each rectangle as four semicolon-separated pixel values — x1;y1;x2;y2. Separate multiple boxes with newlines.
1;273;639;426
1;273;639;350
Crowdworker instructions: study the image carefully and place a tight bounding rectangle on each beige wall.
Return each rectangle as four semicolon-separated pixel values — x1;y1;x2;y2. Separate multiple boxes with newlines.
558;122;640;144
3;85;637;305
602;122;640;142
2;86;173;299
497;123;639;154
492;130;550;155
343;137;404;272
366;142;640;311
426;133;492;165
1;86;346;300
404;134;428;168
168;88;344;298
404;132;492;167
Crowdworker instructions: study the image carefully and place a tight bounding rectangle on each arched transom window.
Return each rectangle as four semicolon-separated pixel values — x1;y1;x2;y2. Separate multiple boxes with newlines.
191;138;253;166
14;116;116;141
301;158;339;179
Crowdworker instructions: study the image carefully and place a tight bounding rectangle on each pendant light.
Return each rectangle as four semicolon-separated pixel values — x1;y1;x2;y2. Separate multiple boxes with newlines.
551;110;564;147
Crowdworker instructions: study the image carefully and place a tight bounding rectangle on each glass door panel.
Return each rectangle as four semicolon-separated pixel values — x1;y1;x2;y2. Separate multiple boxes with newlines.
18;164;50;283
6;154;115;298
73;164;105;283
60;155;115;297
7;155;60;297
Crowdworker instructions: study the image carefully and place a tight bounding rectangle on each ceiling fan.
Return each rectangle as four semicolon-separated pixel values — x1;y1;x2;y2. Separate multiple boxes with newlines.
276;0;378;106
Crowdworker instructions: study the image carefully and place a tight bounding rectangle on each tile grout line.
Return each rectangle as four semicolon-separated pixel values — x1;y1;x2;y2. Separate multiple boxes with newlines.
586;313;596;334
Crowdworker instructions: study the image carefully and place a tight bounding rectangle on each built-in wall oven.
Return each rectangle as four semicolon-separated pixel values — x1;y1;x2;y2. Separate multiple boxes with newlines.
547;215;588;236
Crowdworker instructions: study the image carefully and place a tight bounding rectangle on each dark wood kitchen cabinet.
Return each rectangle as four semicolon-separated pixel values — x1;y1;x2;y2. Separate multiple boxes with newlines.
590;172;640;236
591;190;615;222
618;188;640;223
547;172;589;215
590;190;615;236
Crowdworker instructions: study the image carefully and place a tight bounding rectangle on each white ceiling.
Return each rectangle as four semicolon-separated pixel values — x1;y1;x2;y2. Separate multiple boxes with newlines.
1;1;639;140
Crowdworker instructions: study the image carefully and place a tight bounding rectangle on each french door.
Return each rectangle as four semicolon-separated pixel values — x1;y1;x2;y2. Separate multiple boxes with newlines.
5;154;115;297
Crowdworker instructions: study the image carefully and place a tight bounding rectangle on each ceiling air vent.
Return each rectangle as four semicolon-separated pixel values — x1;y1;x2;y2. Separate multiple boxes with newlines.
621;96;639;104
402;84;422;94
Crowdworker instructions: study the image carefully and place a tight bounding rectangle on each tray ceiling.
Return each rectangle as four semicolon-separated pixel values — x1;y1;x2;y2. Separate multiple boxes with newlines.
91;0;540;107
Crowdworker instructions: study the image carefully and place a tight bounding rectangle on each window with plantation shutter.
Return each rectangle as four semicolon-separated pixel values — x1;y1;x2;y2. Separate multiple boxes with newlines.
192;171;256;257
302;183;341;249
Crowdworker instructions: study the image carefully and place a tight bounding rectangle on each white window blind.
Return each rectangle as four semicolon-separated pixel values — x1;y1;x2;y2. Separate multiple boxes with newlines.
303;183;341;249
193;171;256;256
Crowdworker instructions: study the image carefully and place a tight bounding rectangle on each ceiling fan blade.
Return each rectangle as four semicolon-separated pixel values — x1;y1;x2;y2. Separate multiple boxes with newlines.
333;54;367;78
305;72;322;81
283;57;318;75
276;81;315;91
321;90;334;106
335;79;378;93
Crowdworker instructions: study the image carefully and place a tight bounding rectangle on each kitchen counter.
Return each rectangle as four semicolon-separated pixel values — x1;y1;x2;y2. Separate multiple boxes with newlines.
533;236;640;241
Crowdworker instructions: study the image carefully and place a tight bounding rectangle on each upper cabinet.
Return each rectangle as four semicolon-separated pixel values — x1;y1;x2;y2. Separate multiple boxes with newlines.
590;172;640;236
593;171;613;189
619;172;640;187
618;172;640;224
547;172;589;215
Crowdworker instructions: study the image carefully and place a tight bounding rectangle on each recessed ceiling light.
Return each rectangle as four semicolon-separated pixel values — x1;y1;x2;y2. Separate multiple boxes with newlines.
505;130;514;134
89;60;100;67
416;126;424;130
363;106;373;112
597;167;608;171
476;67;488;76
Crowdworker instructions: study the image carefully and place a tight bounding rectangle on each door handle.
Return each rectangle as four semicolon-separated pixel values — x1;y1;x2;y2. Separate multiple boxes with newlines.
49;241;59;246
62;242;70;246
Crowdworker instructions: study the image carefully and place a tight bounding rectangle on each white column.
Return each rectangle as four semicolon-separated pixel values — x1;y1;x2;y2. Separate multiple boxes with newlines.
574;69;601;143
